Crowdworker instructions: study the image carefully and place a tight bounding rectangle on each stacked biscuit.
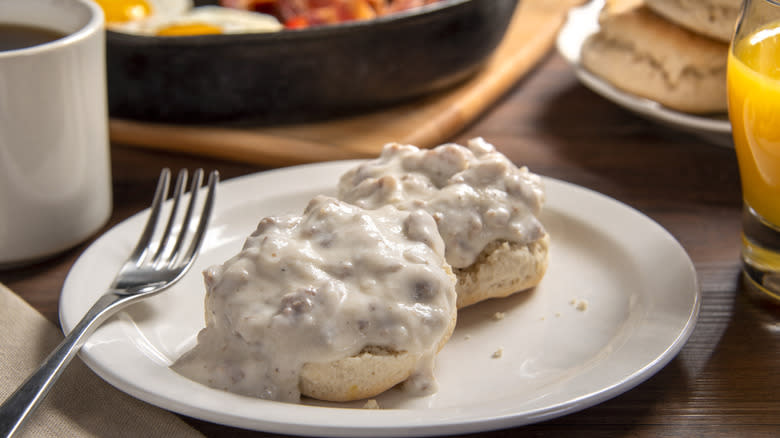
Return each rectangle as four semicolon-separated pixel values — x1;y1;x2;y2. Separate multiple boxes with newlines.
580;0;740;114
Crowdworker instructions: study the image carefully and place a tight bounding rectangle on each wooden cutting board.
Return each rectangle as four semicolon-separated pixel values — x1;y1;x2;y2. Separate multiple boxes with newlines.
109;0;586;167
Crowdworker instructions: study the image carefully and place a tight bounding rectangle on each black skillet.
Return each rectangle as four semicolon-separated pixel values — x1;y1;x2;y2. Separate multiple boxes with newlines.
106;0;520;124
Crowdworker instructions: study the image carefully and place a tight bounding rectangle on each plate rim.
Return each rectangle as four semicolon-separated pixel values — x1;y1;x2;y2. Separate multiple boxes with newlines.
60;161;701;437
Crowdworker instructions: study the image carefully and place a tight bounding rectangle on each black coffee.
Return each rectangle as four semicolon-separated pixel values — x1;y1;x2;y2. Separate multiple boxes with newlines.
0;23;67;51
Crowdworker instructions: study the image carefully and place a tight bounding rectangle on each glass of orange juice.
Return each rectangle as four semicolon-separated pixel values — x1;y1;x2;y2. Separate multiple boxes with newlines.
728;0;780;302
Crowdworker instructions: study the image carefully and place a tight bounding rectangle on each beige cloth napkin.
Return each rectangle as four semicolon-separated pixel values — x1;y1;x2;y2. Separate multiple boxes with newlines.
0;283;204;438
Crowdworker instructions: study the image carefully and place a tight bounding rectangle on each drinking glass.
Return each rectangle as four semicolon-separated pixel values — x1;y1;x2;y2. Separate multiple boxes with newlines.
728;0;780;302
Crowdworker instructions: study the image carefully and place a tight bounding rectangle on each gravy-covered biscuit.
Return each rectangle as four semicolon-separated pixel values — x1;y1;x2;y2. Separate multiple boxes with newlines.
337;138;549;308
173;196;457;402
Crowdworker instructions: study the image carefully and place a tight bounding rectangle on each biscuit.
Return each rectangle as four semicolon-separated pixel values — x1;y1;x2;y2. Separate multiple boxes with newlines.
580;0;729;113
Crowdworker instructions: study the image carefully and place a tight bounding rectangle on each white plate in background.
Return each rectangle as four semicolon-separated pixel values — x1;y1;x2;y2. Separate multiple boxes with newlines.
60;161;700;437
556;0;733;147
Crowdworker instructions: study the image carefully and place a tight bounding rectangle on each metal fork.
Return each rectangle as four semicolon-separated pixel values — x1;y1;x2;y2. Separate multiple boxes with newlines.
0;168;219;437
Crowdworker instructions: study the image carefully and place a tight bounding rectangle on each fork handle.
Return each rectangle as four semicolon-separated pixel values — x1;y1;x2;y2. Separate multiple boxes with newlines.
0;293;124;437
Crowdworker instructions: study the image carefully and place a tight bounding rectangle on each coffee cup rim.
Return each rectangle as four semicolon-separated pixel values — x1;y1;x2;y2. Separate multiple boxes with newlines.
0;0;104;58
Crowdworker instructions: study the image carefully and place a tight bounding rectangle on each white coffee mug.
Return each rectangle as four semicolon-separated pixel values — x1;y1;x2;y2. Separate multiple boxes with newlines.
0;0;112;267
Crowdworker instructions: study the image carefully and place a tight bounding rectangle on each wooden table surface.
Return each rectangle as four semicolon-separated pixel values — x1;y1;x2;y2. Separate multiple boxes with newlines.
3;52;780;437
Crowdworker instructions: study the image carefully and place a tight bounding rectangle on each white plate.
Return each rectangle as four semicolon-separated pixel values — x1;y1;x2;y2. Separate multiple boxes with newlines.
60;161;700;437
556;0;733;147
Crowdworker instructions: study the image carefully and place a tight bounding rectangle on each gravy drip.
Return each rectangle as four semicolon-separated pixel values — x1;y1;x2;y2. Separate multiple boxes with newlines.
173;196;456;402
337;138;546;268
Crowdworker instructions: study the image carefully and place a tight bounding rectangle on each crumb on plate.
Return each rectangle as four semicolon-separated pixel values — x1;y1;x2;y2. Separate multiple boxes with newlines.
570;298;589;311
363;399;380;409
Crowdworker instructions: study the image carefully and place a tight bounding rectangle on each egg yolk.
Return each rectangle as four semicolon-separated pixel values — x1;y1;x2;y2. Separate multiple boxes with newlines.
94;0;152;23
155;23;223;36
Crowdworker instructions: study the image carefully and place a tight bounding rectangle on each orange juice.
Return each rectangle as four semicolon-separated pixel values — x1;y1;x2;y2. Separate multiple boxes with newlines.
728;23;780;226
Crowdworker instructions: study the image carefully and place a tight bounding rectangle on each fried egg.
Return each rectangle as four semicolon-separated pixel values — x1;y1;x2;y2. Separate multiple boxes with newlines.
108;5;282;36
95;0;192;24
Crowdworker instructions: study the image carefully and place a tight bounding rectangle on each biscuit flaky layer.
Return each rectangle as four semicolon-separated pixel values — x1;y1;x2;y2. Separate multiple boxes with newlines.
454;234;550;309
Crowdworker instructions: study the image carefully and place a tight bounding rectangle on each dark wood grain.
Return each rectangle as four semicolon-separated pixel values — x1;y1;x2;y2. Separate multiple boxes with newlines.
2;53;779;437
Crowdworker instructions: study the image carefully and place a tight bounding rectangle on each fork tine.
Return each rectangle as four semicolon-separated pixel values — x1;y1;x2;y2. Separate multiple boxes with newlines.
164;169;204;266
151;169;188;263
178;170;219;269
128;168;171;263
